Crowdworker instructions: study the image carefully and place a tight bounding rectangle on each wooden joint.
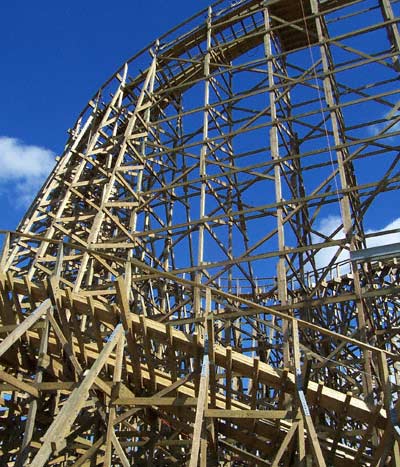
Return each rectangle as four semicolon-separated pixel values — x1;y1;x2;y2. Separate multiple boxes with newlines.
38;353;50;370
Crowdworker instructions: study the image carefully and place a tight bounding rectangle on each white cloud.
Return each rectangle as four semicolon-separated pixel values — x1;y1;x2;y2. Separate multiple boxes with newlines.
309;215;400;277
366;218;400;247
0;136;55;205
311;215;348;274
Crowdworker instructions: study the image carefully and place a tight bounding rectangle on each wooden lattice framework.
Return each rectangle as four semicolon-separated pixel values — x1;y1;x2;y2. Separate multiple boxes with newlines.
1;0;400;465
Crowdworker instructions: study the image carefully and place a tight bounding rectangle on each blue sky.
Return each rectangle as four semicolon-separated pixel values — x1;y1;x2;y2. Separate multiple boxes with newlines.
0;0;209;229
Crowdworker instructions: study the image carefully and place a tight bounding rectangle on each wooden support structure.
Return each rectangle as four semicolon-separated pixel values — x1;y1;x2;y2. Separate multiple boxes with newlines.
30;324;123;467
0;0;399;464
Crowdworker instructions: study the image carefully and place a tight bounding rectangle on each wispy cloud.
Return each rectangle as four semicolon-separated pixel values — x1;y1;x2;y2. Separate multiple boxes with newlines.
367;108;400;143
368;121;400;143
0;136;55;206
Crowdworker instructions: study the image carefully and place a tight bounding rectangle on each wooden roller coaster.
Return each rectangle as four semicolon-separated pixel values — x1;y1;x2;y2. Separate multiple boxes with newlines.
0;0;400;465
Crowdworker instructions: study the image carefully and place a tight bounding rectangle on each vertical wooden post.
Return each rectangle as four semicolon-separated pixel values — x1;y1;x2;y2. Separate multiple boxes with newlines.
127;41;159;290
206;289;218;463
377;351;400;465
105;333;125;467
263;3;290;372
293;319;326;467
196;6;212;304
311;0;374;400
189;355;209;467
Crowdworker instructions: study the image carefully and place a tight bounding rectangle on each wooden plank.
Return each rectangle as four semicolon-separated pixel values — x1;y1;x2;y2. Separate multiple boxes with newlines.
37;382;76;392
87;296;104;352
250;356;260;409
140;315;156;391
113;397;198;407
75;436;106;467
370;422;396;467
328;392;352;461
206;290;216;408
94;377;112;397
16;316;50;466
271;422;299;467
376;351;400;464
0;324;23;334
354;402;383;463
302;411;327;467
293;319;326;466
189;355;209;467
48;310;83;378
112;374;194;426
0;299;51;358
115;277;143;389
110;431;130;467
204;409;295;419
226;346;232;409
166;325;178;382
219;439;270;465
29;324;123;467
297;417;306;466
0;369;39;398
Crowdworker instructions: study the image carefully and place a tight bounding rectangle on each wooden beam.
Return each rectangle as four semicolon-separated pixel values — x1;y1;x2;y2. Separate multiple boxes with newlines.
113;396;198;407
189;355;209;467
105;333;125;467
16;316;50;466
29;324;123;467
0;299;51;358
271;422;299;467
219;439;271;465
115;277;143;389
0;369;39;398
204;409;296;419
